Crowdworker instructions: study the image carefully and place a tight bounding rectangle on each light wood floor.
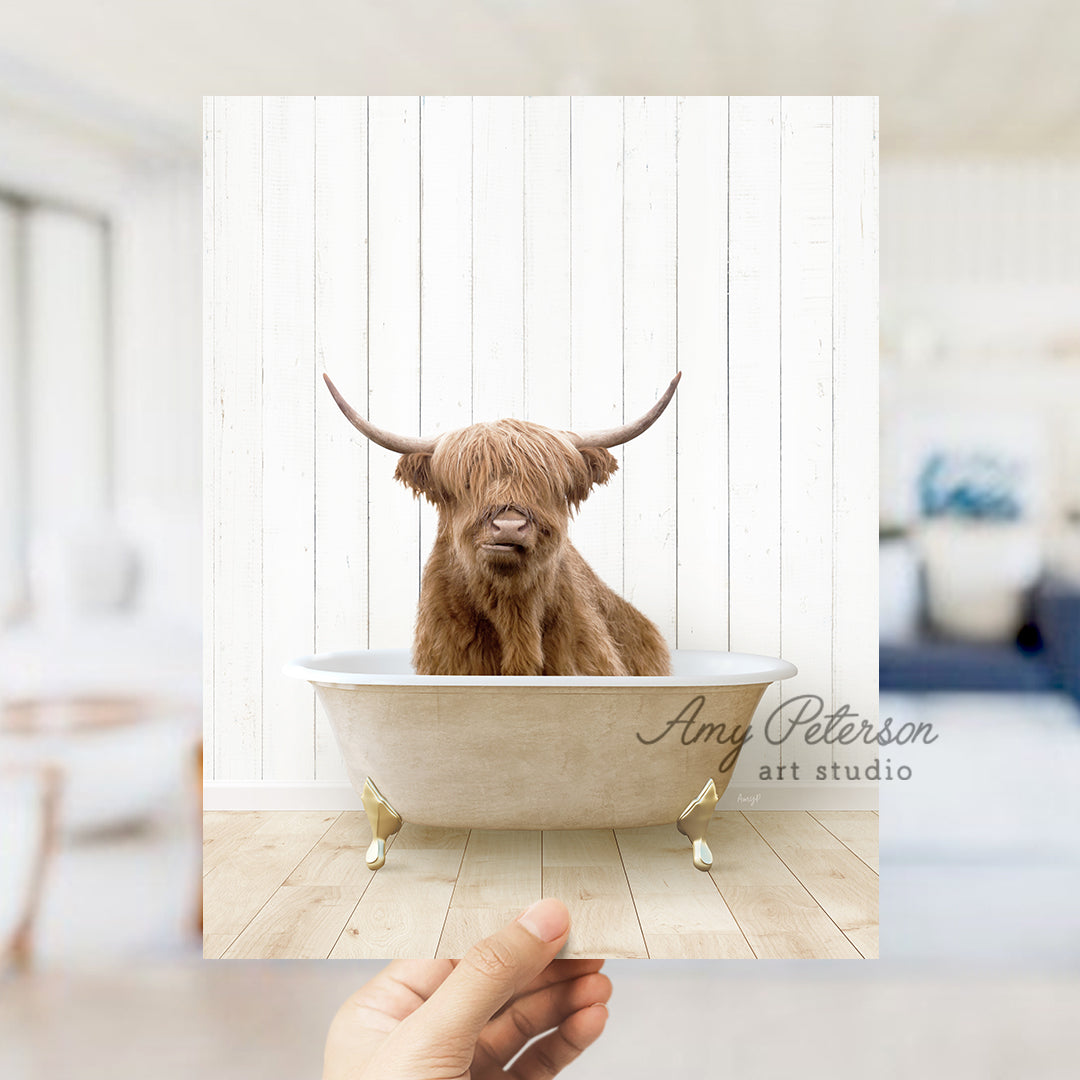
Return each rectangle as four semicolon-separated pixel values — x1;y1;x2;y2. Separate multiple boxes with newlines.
203;810;877;960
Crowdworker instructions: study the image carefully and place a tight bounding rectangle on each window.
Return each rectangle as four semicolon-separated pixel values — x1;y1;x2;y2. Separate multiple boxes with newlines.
0;194;111;623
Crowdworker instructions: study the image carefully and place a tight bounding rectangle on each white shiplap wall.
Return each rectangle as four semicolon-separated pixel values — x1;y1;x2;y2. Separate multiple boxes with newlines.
205;96;878;810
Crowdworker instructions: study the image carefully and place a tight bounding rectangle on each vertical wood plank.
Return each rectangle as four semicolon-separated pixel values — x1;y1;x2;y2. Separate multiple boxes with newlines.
314;96;369;781
675;96;729;652
779;96;833;781
832;97;879;778
523;96;571;428
726;96;783;788
622;95;678;643
472;97;525;423
261;96;316;781
211;96;263;780
569;96;624;593
367;96;421;650
419;95;473;569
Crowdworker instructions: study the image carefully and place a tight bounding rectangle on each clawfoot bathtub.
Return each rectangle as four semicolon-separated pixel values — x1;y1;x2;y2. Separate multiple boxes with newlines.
284;649;796;871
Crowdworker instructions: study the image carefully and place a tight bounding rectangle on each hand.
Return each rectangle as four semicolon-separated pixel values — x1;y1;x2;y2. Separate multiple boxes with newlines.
324;898;611;1079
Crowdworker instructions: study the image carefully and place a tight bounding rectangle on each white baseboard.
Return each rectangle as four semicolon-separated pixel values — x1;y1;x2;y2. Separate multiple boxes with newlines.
204;780;878;813
203;782;363;811
720;782;878;812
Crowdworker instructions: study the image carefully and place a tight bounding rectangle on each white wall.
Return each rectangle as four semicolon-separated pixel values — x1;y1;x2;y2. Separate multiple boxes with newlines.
205;96;878;810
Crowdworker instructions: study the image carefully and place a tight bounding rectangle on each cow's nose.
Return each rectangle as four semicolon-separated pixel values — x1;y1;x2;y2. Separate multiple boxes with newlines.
491;510;530;544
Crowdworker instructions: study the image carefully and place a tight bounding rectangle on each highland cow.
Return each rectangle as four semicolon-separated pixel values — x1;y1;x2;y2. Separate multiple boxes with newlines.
323;372;680;677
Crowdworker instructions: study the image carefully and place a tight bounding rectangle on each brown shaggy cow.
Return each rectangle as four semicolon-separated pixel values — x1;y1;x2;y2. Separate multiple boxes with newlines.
323;373;680;677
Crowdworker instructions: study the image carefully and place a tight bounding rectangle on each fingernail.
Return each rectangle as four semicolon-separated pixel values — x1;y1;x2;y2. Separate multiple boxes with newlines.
517;898;569;942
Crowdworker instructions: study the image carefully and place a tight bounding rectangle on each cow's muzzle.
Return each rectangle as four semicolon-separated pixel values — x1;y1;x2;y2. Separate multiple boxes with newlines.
482;507;531;553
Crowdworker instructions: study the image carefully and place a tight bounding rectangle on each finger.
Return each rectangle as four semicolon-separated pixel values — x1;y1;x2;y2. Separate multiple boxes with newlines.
324;961;456;1080
508;1003;609;1080
477;971;612;1065
489;958;606;1019
406;898;571;1049
343;960;455;1028
447;956;604;981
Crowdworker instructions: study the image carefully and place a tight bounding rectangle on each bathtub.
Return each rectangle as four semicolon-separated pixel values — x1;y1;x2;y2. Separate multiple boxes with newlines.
284;648;796;871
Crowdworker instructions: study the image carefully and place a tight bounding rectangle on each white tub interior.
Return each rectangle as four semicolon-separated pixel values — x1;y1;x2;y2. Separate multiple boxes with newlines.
284;648;797;687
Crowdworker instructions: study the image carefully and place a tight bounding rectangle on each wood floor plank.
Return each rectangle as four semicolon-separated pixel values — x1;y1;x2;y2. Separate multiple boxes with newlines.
644;932;763;960
202;933;238;959
746;812;878;934
201;811;879;960
744;810;849;850
708;812;864;959
203;811;278;876
203;810;273;844
615;825;754;959
749;929;863;960
285;812;383;887
709;812;800;888
845;924;879;959
809;810;879;871
224;886;361;959
761;846;878;932
202;812;339;936
722;885;863;959
542;830;647;959
331;824;469;959
436;831;542;959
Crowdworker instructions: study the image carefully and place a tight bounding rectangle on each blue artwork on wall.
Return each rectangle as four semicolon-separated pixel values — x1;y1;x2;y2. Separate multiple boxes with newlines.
918;451;1024;521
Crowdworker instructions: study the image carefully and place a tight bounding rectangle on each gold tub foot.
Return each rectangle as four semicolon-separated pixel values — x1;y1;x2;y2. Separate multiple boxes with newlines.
361;777;403;870
676;778;720;872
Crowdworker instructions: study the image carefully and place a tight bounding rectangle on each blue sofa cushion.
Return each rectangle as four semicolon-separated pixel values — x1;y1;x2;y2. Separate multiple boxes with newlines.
1035;578;1080;699
880;640;1056;693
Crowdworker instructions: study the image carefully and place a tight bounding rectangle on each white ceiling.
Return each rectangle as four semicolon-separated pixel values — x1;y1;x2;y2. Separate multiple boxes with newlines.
1;0;1079;158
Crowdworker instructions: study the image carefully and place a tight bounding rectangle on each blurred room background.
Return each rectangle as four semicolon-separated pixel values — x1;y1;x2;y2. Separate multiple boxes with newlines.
3;1;1080;1077
879;157;1080;964
0;35;203;971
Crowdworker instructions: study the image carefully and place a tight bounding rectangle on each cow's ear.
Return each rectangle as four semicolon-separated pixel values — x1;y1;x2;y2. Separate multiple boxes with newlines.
395;452;441;503
570;447;618;506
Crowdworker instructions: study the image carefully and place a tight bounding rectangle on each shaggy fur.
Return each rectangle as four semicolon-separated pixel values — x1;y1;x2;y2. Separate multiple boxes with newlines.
392;419;671;676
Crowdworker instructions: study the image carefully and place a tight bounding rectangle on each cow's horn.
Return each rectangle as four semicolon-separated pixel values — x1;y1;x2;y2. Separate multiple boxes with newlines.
323;373;437;455
571;372;682;450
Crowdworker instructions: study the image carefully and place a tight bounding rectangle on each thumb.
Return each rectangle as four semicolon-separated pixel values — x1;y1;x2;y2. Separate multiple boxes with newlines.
406;899;571;1050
